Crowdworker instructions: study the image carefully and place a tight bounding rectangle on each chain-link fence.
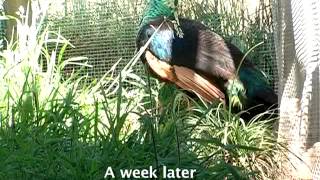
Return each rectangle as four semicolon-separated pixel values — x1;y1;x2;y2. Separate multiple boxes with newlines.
274;0;320;179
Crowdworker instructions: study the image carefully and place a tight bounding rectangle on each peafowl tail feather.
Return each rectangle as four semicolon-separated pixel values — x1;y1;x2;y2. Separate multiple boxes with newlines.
227;79;246;109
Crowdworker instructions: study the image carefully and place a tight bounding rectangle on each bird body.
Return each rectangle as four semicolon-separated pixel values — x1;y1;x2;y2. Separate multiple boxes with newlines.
137;0;278;119
137;18;247;103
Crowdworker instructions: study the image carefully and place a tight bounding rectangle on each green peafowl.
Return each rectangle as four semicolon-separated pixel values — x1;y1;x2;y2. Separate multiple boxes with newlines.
136;0;278;120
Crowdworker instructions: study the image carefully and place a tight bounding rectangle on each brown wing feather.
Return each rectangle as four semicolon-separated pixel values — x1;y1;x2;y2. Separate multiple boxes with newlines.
144;50;177;82
196;30;236;80
173;66;225;102
145;50;225;103
160;19;238;83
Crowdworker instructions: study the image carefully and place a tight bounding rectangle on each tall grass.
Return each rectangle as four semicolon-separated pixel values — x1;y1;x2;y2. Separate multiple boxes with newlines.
0;1;284;179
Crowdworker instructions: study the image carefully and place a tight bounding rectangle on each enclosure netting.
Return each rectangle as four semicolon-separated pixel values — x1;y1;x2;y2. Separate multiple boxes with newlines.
45;0;278;90
45;0;146;84
274;0;320;179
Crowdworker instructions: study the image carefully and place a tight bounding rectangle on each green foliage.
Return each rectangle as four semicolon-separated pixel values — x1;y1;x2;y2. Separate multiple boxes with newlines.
227;79;247;109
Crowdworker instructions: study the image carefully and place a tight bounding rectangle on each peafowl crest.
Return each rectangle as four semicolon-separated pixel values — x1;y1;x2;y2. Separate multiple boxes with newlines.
140;0;177;25
141;0;183;37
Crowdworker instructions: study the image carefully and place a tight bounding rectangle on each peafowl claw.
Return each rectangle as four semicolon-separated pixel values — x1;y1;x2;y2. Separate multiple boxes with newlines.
227;79;246;109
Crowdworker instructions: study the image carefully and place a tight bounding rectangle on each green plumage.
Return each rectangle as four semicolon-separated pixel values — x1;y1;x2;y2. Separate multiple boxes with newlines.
140;0;178;26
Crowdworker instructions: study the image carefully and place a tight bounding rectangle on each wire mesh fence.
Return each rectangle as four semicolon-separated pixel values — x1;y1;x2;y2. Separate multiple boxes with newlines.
274;0;320;179
0;1;5;50
45;0;145;85
45;0;277;90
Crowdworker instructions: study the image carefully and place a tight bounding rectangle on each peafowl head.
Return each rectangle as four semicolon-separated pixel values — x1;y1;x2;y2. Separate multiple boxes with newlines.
136;23;155;49
137;0;182;54
140;0;179;26
137;18;175;61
